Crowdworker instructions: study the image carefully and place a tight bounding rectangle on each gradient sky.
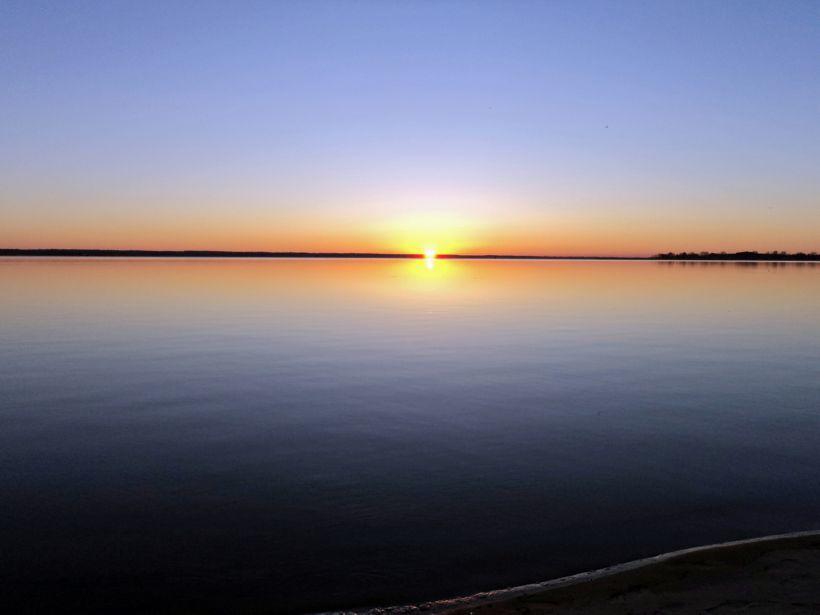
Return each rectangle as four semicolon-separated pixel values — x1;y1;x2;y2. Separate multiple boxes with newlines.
2;0;818;255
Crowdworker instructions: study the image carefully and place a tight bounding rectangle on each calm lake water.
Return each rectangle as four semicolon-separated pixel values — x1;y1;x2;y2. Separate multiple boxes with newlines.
1;258;819;613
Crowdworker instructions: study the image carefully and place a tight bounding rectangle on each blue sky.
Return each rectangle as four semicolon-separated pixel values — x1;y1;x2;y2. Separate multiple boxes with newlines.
2;0;818;254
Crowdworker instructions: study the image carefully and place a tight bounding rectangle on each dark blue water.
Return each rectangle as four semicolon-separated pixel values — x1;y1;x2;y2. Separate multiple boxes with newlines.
1;258;819;612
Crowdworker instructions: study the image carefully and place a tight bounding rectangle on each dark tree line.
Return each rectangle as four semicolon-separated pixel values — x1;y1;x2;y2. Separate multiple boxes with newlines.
654;251;819;261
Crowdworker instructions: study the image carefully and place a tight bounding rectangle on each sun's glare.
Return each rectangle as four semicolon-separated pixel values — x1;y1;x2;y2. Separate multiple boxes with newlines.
423;247;437;270
375;209;476;255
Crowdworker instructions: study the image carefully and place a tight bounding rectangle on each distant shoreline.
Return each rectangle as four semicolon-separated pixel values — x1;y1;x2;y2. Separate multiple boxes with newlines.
0;248;635;260
1;249;817;261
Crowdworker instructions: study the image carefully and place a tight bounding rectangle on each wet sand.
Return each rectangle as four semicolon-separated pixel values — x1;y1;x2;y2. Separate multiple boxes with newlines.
365;531;820;614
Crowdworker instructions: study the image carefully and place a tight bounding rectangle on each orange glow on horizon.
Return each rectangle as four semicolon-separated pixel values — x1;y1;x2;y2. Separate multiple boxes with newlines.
2;204;818;257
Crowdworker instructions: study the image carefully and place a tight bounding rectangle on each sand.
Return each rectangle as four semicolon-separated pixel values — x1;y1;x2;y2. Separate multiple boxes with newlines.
361;531;820;614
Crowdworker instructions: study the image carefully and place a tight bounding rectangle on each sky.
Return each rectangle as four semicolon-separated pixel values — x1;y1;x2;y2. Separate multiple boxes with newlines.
2;0;818;256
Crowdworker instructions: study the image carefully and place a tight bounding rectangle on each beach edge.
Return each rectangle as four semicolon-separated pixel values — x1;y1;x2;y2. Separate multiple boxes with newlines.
334;529;820;614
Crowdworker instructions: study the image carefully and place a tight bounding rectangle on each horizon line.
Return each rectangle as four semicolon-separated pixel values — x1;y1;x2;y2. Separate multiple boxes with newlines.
1;248;818;261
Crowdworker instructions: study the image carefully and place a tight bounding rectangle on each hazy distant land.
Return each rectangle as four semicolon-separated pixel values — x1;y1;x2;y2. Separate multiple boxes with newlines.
1;249;817;261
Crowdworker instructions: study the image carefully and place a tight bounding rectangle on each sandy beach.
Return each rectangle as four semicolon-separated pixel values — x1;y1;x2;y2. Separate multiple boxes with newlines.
365;531;820;614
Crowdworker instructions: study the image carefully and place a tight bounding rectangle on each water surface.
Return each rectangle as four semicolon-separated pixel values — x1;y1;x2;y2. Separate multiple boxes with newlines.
1;258;819;612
